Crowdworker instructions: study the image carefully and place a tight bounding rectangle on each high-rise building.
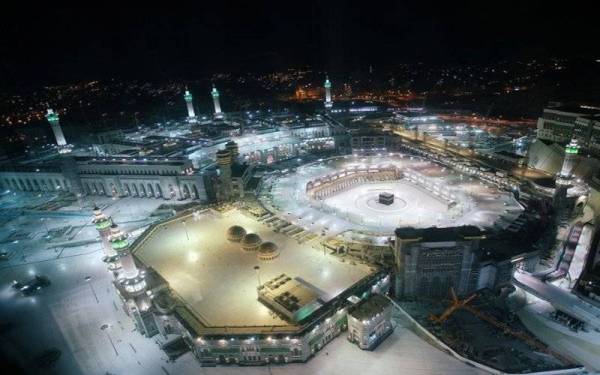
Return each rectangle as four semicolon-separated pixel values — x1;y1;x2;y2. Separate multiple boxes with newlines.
45;109;70;153
211;84;223;118
393;226;484;297
536;105;600;147
324;76;333;108
183;89;197;122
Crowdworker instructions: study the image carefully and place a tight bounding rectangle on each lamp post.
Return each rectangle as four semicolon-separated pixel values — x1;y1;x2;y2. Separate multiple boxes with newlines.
254;265;261;287
100;323;118;356
182;220;189;241
84;275;99;303
40;217;49;236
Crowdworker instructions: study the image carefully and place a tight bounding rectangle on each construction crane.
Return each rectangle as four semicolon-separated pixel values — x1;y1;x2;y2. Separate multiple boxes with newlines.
430;288;574;365
429;288;476;324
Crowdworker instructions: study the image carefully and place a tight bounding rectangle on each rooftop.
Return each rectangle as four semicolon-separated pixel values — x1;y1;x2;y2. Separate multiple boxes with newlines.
395;225;485;242
133;208;375;331
348;293;391;321
544;105;600;116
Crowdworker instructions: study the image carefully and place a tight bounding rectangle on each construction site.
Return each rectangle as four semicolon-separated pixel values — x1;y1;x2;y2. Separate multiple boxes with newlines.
398;288;578;373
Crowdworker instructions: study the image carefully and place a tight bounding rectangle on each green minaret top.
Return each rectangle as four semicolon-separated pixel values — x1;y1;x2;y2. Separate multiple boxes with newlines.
45;108;59;123
324;77;331;89
211;85;219;98
184;89;193;102
92;206;112;230
565;139;579;154
109;224;129;251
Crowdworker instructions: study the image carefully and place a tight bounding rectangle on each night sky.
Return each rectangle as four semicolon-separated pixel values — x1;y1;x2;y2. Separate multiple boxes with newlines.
1;2;599;88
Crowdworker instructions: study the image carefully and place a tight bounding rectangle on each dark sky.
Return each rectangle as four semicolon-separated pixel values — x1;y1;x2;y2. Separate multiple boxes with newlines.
1;1;599;89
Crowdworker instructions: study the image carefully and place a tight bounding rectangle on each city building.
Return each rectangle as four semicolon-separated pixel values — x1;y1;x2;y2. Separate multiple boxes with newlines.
347;293;393;350
350;129;402;155
536;105;600;147
119;207;390;365
393;226;485;297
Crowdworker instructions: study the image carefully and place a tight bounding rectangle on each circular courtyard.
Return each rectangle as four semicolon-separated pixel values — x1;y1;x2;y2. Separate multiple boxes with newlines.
260;155;523;235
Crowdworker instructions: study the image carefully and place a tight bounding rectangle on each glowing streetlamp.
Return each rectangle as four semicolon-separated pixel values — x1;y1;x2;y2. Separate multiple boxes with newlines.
182;220;189;241
84;275;99;303
254;265;261;287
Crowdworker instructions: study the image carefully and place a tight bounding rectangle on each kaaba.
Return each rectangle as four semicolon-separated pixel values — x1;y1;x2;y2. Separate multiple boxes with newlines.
379;192;394;205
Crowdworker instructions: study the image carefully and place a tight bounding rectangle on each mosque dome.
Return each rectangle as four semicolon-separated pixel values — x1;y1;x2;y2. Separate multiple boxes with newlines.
241;233;262;251
257;242;280;261
227;225;246;242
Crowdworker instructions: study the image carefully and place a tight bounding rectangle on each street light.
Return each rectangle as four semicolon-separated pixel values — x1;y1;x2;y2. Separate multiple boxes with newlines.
40;218;49;236
85;276;99;303
254;265;261;287
100;323;118;356
182;220;189;241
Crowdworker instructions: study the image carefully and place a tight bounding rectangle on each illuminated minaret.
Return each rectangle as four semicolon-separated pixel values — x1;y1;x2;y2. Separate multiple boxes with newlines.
324;76;333;108
225;140;239;164
92;206;120;270
553;139;580;223
216;149;232;200
559;139;579;179
93;206;114;257
211;84;223;118
45;109;70;153
183;89;196;122
109;223;146;293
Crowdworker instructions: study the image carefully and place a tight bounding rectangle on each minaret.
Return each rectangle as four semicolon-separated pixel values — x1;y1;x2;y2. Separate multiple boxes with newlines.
92;206;120;270
45;108;81;197
109;224;145;291
183;89;196;122
553;139;579;223
93;206;114;257
216;149;232;200
45;109;70;153
324;76;333;108
559;139;579;179
211;84;223;118
225;140;239;164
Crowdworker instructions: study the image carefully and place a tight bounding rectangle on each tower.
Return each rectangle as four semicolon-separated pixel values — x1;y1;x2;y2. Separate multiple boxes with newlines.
92;206;120;270
225;140;239;164
45;109;70;153
109;224;145;293
216;149;233;200
324;76;333;108
553;139;579;223
211;84;223;118
44;108;82;197
559;139;579;179
183;89;196;122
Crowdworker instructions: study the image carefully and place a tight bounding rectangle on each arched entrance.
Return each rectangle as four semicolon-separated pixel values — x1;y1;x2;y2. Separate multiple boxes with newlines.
182;185;190;199
147;183;154;197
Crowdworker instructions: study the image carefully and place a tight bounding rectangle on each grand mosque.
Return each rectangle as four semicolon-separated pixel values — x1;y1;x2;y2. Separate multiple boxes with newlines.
3;78;598;369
